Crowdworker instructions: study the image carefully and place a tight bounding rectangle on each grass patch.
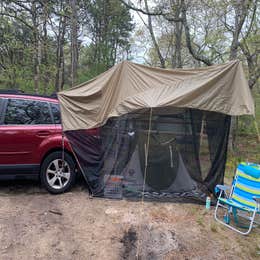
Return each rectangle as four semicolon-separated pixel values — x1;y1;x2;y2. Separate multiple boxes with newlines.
188;205;199;215
210;222;218;233
196;216;205;226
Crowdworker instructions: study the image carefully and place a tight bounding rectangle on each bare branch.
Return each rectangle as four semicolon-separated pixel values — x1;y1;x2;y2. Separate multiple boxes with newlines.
119;0;183;22
0;12;33;29
119;0;165;16
143;0;165;68
239;41;260;89
243;0;258;40
181;1;213;66
136;10;148;28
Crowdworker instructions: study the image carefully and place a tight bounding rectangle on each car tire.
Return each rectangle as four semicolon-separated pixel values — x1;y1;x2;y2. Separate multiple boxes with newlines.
40;151;76;194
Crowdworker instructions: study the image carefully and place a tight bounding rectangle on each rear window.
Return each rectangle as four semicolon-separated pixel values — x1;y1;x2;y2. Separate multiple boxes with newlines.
4;98;52;125
50;103;61;124
0;98;4;124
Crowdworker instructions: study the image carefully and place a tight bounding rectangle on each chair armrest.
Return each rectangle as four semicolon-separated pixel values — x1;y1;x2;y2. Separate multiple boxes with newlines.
215;185;230;199
253;196;260;204
216;185;230;191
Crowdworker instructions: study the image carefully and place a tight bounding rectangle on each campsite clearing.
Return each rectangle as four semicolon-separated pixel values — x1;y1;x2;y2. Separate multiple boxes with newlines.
0;180;259;260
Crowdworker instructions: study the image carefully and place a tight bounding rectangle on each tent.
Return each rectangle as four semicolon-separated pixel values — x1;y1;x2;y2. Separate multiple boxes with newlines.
58;60;254;201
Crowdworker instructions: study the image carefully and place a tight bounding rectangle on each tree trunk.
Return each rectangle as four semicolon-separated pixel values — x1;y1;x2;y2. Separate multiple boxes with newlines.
229;0;251;60
32;1;40;94
55;15;67;92
181;0;212;66
70;0;78;87
42;1;49;94
144;0;165;68
229;0;251;151
171;0;183;68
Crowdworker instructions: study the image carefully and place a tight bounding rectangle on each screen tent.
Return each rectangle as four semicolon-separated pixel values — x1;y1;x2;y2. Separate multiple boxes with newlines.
58;60;254;202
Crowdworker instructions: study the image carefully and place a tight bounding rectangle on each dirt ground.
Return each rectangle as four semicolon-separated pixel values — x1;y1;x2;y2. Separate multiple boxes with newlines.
0;180;259;260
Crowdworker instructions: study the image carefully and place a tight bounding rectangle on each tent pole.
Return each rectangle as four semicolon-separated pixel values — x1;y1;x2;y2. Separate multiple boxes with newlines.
136;107;153;258
200;112;206;147
62;131;65;171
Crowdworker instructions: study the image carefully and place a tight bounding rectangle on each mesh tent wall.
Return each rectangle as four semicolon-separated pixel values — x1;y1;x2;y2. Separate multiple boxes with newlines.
58;61;254;201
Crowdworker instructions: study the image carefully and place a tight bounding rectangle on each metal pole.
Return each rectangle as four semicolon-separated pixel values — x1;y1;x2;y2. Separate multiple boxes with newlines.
136;107;153;258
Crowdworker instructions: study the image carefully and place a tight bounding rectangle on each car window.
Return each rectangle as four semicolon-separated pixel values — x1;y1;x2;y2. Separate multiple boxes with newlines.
4;98;52;125
50;103;61;124
0;98;4;124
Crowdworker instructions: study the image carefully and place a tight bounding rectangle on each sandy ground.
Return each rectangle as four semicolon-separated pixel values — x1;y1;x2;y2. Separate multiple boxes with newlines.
0;180;259;260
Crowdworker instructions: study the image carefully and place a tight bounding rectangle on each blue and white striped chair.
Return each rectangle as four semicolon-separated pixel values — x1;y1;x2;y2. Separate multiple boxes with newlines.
214;162;260;235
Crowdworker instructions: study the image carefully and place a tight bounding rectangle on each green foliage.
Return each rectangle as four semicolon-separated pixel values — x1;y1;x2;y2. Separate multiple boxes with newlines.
82;0;134;72
226;92;260;181
0;0;134;94
77;63;107;83
237;93;260;136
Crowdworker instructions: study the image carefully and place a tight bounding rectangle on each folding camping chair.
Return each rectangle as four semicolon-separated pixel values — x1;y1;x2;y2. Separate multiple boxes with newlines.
214;162;260;235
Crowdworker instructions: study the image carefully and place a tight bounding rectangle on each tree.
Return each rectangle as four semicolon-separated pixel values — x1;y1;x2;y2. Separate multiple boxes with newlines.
49;0;70;91
121;0;259;89
0;16;33;89
0;1;43;93
0;0;134;93
144;0;166;68
70;0;79;87
82;0;134;72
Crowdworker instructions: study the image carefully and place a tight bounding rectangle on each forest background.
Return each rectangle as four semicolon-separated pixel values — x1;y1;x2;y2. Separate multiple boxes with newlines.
0;0;259;167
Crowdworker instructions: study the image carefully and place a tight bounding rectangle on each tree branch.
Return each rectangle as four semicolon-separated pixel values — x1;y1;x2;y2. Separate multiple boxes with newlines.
0;12;33;29
181;1;213;66
239;41;260;89
119;0;183;22
143;0;165;68
119;0;165;16
248;68;260;89
243;0;258;40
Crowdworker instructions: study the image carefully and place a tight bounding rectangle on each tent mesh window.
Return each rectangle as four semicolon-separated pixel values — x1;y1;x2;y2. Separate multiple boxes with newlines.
65;107;231;202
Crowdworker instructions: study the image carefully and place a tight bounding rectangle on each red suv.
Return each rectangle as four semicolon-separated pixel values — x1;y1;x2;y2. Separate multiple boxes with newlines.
0;91;78;194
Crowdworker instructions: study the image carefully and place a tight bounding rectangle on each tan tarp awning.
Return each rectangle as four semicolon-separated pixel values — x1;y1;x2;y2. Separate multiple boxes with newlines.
58;60;254;131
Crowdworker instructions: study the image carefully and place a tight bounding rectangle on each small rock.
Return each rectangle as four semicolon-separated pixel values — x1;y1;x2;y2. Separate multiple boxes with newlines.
105;208;118;215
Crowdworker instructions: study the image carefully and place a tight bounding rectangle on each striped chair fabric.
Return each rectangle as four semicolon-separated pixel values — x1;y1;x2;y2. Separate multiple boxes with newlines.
219;162;260;212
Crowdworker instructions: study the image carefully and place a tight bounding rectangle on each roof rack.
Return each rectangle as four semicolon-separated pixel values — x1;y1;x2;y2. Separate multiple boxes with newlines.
0;89;58;99
0;89;25;94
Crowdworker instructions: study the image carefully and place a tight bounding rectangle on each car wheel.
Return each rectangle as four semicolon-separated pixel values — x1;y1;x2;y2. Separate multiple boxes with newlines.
40;151;76;194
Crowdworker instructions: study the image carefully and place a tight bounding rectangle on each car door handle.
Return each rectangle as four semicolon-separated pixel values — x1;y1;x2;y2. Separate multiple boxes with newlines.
36;131;51;137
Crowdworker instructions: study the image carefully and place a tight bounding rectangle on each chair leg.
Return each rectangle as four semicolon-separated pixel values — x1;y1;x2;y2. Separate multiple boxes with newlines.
214;201;257;235
246;210;257;235
237;211;260;225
